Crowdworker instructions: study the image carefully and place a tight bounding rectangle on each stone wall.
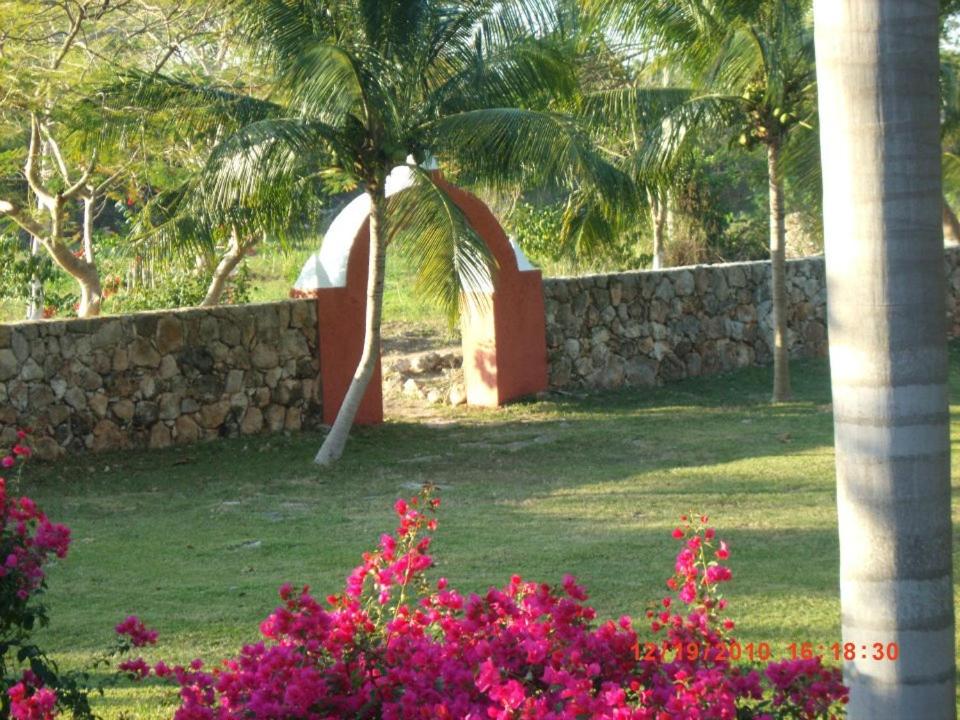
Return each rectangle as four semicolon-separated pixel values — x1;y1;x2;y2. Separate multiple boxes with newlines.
545;247;960;391
0;301;322;458
7;249;960;458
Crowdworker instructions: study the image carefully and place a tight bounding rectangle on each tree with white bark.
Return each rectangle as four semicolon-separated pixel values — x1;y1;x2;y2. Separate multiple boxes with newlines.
0;0;226;318
814;0;956;716
0;117;124;317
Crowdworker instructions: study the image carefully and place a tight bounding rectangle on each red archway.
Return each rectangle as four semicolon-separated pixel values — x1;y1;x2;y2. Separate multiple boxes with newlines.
292;170;548;425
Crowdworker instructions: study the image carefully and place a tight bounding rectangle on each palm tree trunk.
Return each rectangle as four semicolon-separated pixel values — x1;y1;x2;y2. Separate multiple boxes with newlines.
767;141;791;402
201;226;246;307
315;184;388;467
942;196;960;245
814;1;955;717
648;189;667;270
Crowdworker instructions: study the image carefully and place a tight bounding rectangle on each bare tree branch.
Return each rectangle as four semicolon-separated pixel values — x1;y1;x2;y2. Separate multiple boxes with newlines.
62;152;97;200
0;199;47;239
51;3;85;71
39;123;73;185
24;116;57;210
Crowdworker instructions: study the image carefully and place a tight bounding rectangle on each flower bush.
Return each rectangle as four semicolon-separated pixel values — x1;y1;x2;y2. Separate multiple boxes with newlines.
0;434;92;720
116;487;846;719
0;460;847;720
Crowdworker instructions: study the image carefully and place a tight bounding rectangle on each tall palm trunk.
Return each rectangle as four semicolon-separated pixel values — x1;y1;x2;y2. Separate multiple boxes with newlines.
814;1;955;717
648;189;667;270
767;141;791;402
315;184;388;466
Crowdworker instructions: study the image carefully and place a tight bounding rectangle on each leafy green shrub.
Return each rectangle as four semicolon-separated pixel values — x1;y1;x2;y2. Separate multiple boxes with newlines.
0;236;78;318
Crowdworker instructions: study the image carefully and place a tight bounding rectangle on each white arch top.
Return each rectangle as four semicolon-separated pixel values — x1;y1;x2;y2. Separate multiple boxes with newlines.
293;164;538;293
294;165;414;292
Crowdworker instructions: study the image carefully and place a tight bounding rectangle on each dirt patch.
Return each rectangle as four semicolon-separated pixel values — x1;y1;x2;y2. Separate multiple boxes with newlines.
382;321;457;356
382;322;466;419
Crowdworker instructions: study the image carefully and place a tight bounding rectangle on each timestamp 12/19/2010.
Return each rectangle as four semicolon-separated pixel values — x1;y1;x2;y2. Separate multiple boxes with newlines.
632;640;900;663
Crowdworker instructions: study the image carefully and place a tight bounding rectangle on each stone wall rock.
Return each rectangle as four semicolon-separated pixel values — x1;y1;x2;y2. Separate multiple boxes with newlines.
0;301;322;458
545;249;960;391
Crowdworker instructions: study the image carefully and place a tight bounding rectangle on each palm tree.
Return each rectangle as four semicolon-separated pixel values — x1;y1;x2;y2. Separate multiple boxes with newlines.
576;72;691;268
174;0;631;466
586;0;818;402
814;0;955;716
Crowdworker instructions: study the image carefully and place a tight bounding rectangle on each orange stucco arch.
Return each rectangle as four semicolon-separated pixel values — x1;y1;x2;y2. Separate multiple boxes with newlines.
293;172;548;425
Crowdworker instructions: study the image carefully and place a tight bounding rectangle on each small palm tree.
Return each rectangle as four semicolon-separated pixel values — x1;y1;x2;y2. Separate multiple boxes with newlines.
586;0;818;403
137;0;631;466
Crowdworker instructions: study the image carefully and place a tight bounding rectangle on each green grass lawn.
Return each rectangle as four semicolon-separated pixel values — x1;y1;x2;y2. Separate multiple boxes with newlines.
22;349;960;718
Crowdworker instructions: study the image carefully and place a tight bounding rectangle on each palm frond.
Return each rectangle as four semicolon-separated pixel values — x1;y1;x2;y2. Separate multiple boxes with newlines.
203;117;350;211
96;70;280;140
426;108;636;213
270;43;366;124
558;189;619;259
944;151;960;193
635;93;745;178
126;183;218;267
429;36;576;116
387;167;496;323
579;86;692;135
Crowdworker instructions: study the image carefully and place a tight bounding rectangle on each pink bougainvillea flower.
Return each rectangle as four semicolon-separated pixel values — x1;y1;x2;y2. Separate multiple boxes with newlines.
705;565;733;584
131;490;847;720
118;658;151;680
8;680;57;720
115;615;158;647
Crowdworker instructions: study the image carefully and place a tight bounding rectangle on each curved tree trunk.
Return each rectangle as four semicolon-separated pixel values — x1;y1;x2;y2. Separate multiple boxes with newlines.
29;199;102;318
942;196;960;246
315;184;388;467
814;1;955;717
201;227;248;307
44;235;101;318
76;266;103;318
767;141;791;402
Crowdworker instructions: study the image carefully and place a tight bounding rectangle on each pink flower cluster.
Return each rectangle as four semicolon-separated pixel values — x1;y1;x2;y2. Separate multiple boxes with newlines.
0;435;71;601
1;430;31;469
115;615;159;648
7;673;56;720
113;493;846;720
637;515;847;717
